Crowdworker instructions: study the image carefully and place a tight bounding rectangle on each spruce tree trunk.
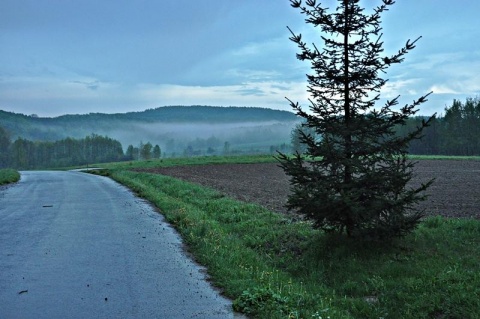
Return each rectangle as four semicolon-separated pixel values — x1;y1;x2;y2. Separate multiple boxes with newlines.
343;0;353;236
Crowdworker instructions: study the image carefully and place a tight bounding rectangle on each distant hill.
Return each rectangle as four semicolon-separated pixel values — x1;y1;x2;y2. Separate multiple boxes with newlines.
0;106;299;155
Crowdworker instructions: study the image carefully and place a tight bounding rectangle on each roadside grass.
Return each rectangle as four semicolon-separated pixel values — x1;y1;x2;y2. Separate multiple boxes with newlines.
70;154;480;173
409;155;480;161
0;168;20;185
90;154;278;170
100;162;480;319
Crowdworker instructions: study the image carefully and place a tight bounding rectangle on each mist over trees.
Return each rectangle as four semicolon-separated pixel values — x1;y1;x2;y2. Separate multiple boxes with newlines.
0;106;298;157
125;142;161;161
1;100;479;170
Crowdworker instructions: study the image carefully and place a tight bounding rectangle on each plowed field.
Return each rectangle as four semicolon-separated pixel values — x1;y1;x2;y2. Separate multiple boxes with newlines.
138;160;480;219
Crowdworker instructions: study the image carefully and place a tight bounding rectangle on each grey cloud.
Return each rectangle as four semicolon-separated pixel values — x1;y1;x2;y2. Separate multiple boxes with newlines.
235;87;266;96
70;80;100;91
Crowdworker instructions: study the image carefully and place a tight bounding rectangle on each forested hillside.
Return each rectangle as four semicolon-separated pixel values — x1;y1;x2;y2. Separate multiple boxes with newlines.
2;98;479;170
0;105;297;141
0;106;298;161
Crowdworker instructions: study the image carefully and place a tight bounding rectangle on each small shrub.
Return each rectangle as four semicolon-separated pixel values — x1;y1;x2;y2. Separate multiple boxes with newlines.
233;286;291;316
0;169;20;185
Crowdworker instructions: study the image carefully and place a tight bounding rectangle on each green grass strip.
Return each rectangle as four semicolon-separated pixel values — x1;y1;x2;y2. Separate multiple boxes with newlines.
0;168;20;185
92;154;278;170
408;155;480;161
76;154;480;173
105;167;480;319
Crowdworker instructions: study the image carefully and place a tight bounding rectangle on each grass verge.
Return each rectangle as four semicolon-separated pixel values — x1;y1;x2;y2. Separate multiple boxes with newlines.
409;155;480;161
0;168;20;185
92;154;278;170
100;162;480;319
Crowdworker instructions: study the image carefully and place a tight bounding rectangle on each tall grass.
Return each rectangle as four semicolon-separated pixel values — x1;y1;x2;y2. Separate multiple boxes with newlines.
0;169;20;185
104;165;480;319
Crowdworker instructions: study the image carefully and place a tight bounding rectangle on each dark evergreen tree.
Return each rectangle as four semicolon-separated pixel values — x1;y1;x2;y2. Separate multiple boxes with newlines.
153;144;161;159
126;145;135;160
291;122;316;154
0;126;11;168
277;0;434;239
140;142;153;160
441;97;480;155
10;138;35;169
442;99;464;155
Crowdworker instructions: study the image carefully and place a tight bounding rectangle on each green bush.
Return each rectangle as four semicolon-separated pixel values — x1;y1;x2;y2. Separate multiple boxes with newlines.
0;169;20;185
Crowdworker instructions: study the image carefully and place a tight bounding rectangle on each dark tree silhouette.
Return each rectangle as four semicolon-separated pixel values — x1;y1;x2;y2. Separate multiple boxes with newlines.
153;144;161;159
140;142;153;160
0;126;11;168
277;0;434;239
7;134;124;169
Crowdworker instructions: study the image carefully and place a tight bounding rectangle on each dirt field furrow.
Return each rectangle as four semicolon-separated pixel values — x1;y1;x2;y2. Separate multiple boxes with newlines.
138;160;480;219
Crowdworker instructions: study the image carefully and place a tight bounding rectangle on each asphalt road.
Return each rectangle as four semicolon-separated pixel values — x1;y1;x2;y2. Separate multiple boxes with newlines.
0;171;237;319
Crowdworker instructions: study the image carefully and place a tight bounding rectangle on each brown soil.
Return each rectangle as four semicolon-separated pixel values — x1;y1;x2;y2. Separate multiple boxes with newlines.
137;160;480;219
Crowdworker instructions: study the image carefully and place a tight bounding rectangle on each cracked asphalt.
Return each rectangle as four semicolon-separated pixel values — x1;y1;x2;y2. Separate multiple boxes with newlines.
0;171;238;319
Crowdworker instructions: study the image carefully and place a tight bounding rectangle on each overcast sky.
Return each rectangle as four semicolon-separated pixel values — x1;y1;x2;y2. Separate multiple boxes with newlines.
1;1;479;117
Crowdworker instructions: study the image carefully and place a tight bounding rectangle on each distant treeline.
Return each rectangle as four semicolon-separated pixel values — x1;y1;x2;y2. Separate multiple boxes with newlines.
0;132;126;169
0;123;286;169
400;97;480;155
290;97;480;156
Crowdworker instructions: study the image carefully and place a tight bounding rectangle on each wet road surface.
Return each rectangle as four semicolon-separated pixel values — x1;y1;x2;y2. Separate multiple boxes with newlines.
0;171;236;318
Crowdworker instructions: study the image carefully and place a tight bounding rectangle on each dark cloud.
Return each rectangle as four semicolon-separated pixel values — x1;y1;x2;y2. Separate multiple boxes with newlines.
70;80;100;91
